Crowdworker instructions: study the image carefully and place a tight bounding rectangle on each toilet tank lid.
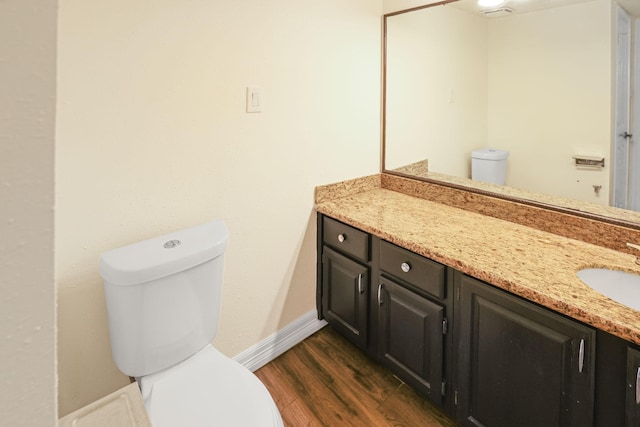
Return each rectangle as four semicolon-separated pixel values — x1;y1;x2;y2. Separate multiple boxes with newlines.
471;148;509;160
99;220;228;286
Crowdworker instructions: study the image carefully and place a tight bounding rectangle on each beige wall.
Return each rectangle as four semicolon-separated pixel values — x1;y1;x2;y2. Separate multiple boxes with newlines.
0;1;57;426
385;5;488;176
383;0;445;14
488;0;613;204
56;0;382;416
385;0;613;203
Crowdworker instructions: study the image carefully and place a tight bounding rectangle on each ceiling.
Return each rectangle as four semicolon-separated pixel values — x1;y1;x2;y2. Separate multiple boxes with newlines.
617;0;640;16
450;0;640;18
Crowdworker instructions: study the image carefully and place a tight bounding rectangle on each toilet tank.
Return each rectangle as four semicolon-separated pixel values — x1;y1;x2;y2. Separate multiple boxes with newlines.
99;221;229;377
471;148;509;185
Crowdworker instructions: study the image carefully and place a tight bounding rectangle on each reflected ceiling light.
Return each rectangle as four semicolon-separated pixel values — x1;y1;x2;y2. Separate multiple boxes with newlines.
478;0;506;7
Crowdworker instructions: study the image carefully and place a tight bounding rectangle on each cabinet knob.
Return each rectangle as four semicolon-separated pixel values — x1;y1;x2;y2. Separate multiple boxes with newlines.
337;234;346;243
401;262;411;273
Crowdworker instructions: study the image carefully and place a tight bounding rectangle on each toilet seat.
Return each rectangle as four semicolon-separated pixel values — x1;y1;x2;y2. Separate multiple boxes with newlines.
138;344;283;427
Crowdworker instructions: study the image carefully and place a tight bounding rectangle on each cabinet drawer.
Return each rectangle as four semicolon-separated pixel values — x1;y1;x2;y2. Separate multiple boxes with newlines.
323;217;370;262
379;240;445;299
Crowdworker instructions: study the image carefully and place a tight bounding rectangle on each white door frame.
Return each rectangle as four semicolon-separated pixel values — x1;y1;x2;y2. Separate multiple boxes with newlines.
613;5;631;209
630;18;640;211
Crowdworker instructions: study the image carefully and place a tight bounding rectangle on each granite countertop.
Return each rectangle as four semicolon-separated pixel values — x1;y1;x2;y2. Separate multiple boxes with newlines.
316;185;640;345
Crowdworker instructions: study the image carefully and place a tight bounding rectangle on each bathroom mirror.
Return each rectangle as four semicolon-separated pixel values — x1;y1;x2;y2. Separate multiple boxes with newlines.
383;0;640;228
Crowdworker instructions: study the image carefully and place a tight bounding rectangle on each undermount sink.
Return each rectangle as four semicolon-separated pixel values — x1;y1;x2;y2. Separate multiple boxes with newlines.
577;268;640;311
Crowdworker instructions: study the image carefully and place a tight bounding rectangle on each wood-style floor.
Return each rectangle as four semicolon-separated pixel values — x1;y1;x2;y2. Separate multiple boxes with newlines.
255;326;457;427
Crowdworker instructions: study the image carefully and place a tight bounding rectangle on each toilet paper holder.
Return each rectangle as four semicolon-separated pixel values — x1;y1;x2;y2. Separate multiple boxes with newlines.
573;155;605;168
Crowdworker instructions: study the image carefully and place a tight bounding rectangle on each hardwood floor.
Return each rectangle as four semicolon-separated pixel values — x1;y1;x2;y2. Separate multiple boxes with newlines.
255;326;457;427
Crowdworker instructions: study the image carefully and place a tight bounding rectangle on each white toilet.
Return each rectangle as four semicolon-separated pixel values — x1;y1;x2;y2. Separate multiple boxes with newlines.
99;221;284;427
471;148;509;185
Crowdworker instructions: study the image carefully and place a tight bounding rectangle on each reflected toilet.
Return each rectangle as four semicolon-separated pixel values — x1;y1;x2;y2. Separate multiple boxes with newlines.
471;148;509;185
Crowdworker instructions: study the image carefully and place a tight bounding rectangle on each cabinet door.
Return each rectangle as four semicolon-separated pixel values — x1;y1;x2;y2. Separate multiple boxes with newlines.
626;347;640;426
378;277;444;404
456;275;595;427
322;246;369;348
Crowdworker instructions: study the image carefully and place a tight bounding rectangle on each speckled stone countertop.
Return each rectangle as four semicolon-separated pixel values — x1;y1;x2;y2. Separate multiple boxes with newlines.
316;177;640;346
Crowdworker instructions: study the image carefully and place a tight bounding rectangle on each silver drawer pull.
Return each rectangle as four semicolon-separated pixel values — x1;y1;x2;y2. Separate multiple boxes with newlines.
378;283;384;305
337;233;346;243
636;367;640;405
357;274;364;294
401;262;411;273
578;339;585;373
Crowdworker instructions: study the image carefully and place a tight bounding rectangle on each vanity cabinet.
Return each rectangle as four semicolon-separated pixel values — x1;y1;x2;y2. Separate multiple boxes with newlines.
377;240;450;405
592;333;640;426
320;217;371;349
454;274;595;427
315;214;635;426
318;215;453;407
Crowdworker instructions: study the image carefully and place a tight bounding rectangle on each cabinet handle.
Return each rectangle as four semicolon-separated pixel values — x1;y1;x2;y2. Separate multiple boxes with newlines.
636;367;640;405
357;274;364;294
578;339;585;373
401;262;411;273
378;283;384;305
337;233;346;243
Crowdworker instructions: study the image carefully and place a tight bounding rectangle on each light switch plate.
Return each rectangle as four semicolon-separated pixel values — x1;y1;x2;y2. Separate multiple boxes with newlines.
246;86;262;113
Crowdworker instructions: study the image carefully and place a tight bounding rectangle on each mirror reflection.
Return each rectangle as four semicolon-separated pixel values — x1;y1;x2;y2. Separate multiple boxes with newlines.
384;0;640;223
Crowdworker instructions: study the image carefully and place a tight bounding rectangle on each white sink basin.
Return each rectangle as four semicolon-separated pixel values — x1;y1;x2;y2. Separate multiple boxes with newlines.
577;268;640;311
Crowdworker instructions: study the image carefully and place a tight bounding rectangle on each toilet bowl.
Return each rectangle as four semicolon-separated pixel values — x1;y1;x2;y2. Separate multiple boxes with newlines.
99;221;283;427
139;345;282;427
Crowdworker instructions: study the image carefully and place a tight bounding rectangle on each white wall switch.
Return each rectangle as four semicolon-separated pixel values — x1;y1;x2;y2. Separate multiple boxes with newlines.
246;86;262;113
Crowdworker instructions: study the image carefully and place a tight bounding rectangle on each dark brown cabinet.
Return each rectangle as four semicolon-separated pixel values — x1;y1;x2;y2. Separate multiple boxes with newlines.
319;217;371;349
376;240;450;405
316;214;640;426
378;276;445;403
319;216;452;407
321;246;369;348
454;274;595;427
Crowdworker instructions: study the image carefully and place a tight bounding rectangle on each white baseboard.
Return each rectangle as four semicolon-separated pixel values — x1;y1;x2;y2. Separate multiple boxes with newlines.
233;310;328;372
